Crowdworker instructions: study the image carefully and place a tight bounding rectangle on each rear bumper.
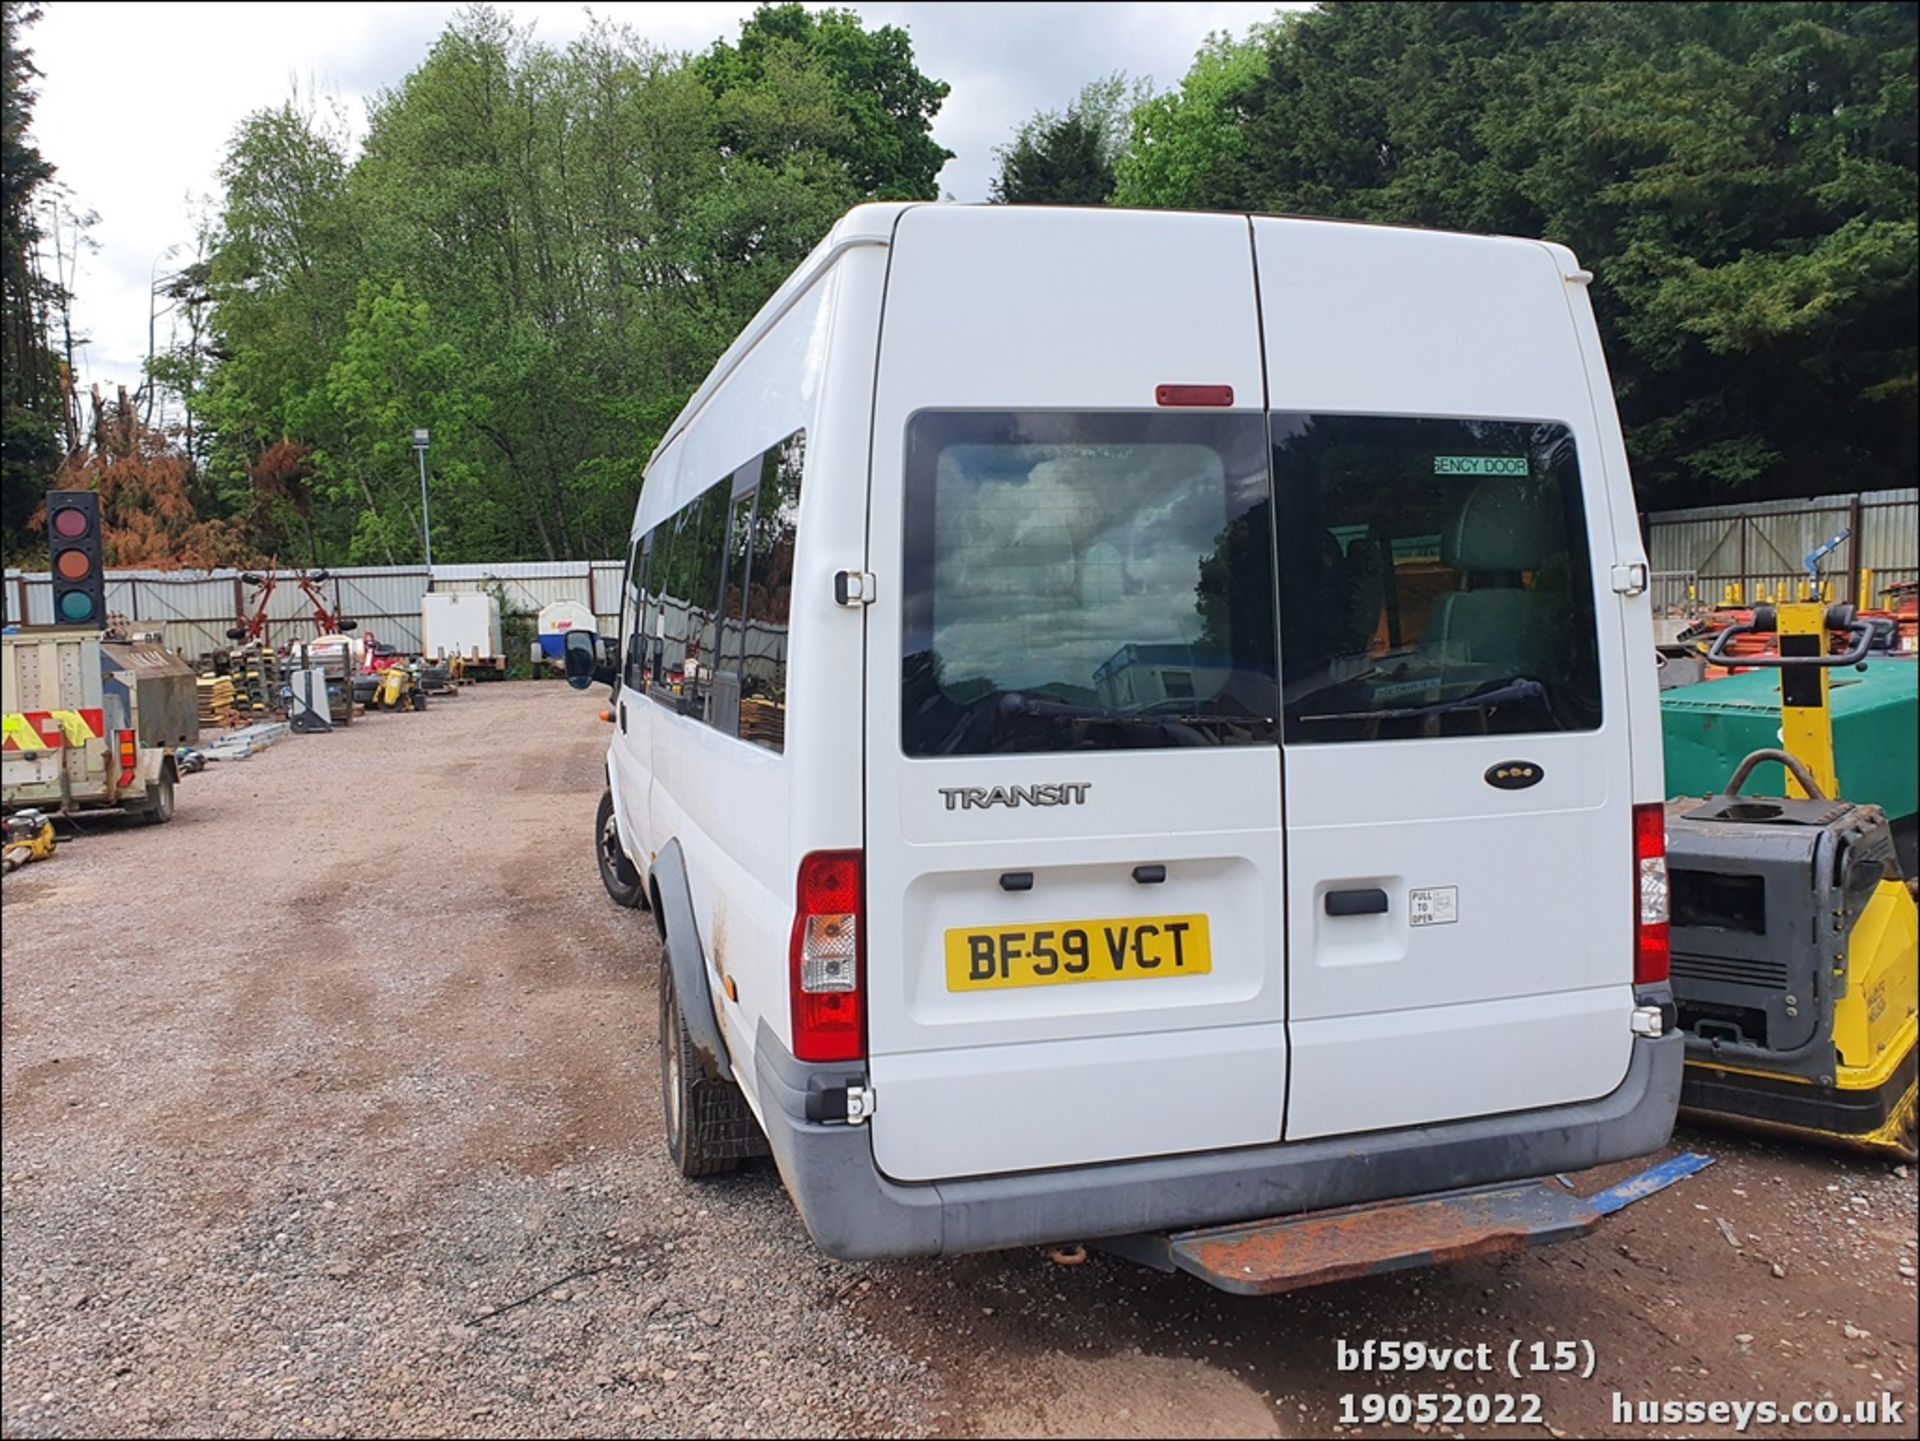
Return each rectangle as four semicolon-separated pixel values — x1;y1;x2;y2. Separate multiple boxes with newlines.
752;1023;1683;1261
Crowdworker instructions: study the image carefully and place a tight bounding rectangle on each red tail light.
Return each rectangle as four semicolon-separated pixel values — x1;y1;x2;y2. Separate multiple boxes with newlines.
790;850;864;1063
116;729;138;789
1633;803;1670;986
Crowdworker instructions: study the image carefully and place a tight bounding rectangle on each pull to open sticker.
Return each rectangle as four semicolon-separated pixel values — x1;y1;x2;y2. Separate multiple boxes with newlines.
1434;455;1529;477
1409;886;1459;926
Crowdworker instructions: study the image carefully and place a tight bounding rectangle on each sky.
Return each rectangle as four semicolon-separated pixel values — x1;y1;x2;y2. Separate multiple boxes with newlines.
25;1;1296;398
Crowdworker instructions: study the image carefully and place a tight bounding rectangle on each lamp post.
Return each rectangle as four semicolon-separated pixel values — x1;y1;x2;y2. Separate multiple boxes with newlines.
411;428;434;574
144;245;180;426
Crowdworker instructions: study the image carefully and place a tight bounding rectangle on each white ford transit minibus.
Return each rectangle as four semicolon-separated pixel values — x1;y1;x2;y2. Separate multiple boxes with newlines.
569;203;1680;1263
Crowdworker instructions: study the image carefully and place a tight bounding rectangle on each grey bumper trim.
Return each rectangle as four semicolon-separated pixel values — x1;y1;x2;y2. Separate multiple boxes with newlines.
752;1021;1683;1261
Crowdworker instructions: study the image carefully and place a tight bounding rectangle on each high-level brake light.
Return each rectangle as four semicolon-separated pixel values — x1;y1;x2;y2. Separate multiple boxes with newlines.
1155;383;1234;408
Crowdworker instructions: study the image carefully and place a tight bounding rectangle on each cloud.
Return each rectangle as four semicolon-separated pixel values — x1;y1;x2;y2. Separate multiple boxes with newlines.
28;1;1289;395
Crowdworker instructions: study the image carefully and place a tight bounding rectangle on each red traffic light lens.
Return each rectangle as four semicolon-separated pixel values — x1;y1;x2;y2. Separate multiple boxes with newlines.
52;508;91;539
56;550;92;580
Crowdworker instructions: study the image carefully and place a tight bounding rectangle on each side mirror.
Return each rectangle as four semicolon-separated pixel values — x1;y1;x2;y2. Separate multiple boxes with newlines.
563;629;616;692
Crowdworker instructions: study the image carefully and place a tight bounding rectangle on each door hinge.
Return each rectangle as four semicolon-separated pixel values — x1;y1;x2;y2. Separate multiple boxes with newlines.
845;1084;875;1124
834;570;876;607
1610;562;1648;596
1629;1005;1664;1038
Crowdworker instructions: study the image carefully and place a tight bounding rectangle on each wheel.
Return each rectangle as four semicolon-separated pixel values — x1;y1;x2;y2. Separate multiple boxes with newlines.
595;789;646;909
658;956;756;1177
136;770;175;826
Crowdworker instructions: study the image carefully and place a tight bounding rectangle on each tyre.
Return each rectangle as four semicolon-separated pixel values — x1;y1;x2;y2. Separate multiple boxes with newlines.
658;956;758;1177
136;770;175;826
595;789;646;909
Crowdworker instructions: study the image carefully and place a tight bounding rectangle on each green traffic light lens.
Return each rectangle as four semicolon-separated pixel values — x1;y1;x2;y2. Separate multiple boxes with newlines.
58;591;97;622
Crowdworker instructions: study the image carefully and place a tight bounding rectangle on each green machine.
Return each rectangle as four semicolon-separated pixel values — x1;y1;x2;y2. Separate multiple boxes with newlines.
1663;659;1918;879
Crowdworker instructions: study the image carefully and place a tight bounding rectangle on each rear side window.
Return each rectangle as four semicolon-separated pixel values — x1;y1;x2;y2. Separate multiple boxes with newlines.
902;411;1278;757
1270;413;1602;743
623;536;648;692
670;484;730;722
738;433;804;752
712;490;756;736
642;518;675;689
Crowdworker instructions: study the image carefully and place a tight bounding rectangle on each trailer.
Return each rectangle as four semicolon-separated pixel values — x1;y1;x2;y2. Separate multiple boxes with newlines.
421;593;506;678
2;628;184;823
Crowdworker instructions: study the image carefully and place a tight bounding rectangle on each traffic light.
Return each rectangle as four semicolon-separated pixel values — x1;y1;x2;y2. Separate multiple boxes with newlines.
47;491;107;628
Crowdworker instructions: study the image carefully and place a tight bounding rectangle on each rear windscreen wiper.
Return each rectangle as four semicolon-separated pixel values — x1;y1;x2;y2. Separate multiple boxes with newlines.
994;692;1249;744
1298;676;1548;724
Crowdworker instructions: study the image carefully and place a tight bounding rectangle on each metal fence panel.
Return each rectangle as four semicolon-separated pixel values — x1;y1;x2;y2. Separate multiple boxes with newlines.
5;560;626;658
1646;489;1917;609
1860;496;1919;604
431;562;598;619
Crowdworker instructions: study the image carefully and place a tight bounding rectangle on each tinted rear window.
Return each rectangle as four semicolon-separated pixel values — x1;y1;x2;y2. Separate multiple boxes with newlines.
1270;413;1602;743
902;411;1278;757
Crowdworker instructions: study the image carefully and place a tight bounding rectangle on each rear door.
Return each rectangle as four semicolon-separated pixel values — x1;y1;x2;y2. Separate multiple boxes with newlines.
862;207;1287;1183
1252;218;1638;1139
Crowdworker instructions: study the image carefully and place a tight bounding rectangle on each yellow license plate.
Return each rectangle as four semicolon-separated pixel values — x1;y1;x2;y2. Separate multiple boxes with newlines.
945;914;1212;992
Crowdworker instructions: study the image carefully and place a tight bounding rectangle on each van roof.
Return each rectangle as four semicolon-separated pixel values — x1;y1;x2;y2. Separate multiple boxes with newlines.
647;202;917;466
646;203;1585;469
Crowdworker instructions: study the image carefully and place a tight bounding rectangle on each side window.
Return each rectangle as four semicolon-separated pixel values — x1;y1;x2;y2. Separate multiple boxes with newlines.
739;431;804;752
623;535;649;692
674;482;731;722
710;488;757;737
645;516;677;697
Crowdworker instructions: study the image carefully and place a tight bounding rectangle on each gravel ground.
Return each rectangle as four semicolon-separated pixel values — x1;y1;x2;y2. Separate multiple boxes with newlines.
3;681;1915;1439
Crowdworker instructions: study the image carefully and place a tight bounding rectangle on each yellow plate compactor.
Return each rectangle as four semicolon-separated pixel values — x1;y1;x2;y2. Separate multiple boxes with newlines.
1667;601;1917;1161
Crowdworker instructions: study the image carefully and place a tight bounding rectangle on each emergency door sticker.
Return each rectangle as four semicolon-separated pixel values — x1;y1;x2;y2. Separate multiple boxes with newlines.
1433;455;1528;477
1409;886;1459;927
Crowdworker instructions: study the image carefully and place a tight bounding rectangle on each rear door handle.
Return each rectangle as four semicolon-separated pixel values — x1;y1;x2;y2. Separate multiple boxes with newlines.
1325;887;1389;917
619;702;628;733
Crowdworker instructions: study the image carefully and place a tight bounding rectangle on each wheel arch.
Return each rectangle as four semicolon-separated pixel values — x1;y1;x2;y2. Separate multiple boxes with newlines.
651;838;734;1083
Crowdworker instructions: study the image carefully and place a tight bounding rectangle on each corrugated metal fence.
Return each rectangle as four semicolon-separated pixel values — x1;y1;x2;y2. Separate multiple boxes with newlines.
4;562;625;659
1645;488;1917;614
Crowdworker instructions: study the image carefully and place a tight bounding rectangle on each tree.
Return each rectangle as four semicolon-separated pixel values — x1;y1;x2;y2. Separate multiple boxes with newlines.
990;75;1148;206
1116;3;1919;507
697;4;953;200
1112;29;1272;212
189;3;954;565
48;388;254;569
1;0;62;560
313;281;486;565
